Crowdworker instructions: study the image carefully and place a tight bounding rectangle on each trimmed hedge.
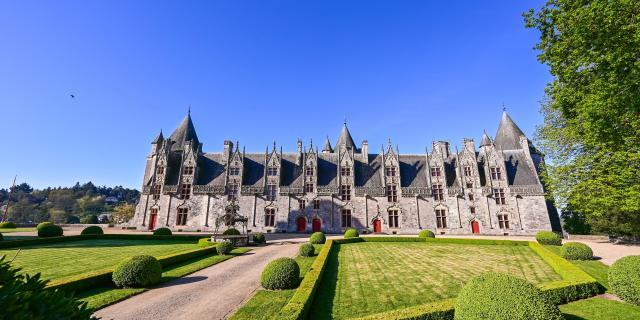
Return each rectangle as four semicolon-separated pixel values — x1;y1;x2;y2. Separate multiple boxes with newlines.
309;232;326;244
455;272;563;320
261;257;300;290
0;233;3;241
299;243;315;257
0;221;17;228
217;241;234;255
363;237;425;243
112;255;162;288
253;233;266;244
560;242;593;260
223;228;241;236
424;237;529;246
353;299;455;320
38;224;63;237
0;234;209;249
535;231;562;246
80;225;104;235
418;230;435;238
198;238;216;248
153;227;172;236
36;222;53;231
609;255;640;306
344;228;359;238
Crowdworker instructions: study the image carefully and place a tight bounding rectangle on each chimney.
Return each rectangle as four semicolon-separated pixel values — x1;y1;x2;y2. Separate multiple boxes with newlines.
361;140;369;163
223;140;233;160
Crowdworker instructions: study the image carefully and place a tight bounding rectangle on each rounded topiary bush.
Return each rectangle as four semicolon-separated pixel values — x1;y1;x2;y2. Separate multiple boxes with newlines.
535;231;562;246
36;222;53;231
261;257;300;290
299;243;315;257
38;224;63;238
198;238;215;248
80;225;104;235
253;233;266;245
609;255;640;306
455;272;563;320
223;228;241;236
153;227;172;236
418;230;435;238
344;228;359;239
560;242;593;260
310;232;326;244
216;241;234;255
112;255;162;288
0;222;17;229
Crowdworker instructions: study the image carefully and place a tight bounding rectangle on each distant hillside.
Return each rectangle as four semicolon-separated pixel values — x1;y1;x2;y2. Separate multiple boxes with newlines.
0;182;139;224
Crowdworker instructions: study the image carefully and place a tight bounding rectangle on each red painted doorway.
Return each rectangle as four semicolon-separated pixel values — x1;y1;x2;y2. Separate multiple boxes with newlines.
471;220;480;234
373;219;382;233
312;218;321;232
149;213;158;230
297;217;307;232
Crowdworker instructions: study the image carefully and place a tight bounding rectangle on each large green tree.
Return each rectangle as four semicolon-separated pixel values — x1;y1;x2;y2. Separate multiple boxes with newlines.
525;1;640;237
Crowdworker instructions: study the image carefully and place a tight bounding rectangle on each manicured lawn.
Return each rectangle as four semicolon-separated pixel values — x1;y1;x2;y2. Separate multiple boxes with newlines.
545;245;610;290
560;297;640;320
0;227;36;233
230;244;323;320
78;248;251;310
311;242;561;319
0;239;200;280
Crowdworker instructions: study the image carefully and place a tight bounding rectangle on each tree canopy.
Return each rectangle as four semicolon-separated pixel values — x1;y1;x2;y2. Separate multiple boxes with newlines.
525;1;640;237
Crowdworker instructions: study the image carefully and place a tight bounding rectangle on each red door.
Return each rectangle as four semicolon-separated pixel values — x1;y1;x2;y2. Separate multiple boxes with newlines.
297;217;306;232
149;214;157;230
312;218;321;232
373;219;382;233
471;220;480;234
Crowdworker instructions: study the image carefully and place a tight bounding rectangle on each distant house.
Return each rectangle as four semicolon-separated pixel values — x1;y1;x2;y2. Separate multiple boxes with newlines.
105;196;120;204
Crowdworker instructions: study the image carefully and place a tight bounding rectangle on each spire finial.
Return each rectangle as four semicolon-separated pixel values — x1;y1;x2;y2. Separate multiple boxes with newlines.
388;138;392;146
343;117;347;127
273;141;276;150
502;102;507;112
188;104;191;115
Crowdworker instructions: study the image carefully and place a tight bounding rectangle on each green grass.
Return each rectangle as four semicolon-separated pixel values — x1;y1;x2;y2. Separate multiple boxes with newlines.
0;239;200;280
230;244;323;320
0;227;36;233
545;245;610;290
560;297;640;320
78;248;251;310
312;242;562;319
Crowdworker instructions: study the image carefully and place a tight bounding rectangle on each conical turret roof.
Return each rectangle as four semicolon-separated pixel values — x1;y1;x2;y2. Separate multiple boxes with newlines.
169;112;199;151
335;122;356;151
494;111;526;150
322;136;333;153
480;131;493;147
152;129;164;144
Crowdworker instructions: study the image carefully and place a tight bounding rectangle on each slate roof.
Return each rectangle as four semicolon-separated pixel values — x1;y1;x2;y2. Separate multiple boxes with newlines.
317;153;338;187
355;155;383;187
169;113;199;151
335;124;357;152
280;154;303;187
503;150;540;186
398;155;428;188
197;153;226;186
242;154;265;187
494;111;525;150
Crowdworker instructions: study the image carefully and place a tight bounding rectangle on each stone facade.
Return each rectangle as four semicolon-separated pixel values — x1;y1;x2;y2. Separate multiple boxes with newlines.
131;111;559;235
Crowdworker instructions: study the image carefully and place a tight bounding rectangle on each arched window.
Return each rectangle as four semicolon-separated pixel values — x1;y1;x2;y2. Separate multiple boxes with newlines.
435;208;447;228
265;208;276;227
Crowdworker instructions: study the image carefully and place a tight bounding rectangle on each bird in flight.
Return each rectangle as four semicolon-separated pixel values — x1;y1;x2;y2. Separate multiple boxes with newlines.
70;94;75;98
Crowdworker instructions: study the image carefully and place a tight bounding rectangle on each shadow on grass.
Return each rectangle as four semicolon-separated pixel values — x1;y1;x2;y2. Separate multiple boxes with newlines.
309;245;339;320
562;314;587;320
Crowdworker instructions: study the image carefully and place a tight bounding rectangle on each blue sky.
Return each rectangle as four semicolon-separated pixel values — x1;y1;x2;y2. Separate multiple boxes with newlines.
0;0;549;189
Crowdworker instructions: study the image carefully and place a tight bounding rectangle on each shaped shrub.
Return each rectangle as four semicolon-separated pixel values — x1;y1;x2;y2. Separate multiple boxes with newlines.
418;230;435;238
299;243;315;257
261;257;300;290
223;228;241;236
609;255;640;306
344;228;359;239
112;255;162;288
198;238;215;248
310;232;326;244
455;272;563;320
37;224;63;238
253;233;266;244
560;242;593;260
153;227;172;236
36;222;53;231
216;241;234;255
80;225;104;235
0;222;17;229
535;231;562;246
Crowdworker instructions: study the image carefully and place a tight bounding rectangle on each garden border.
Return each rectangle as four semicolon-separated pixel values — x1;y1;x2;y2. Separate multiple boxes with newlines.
0;233;212;249
276;236;602;320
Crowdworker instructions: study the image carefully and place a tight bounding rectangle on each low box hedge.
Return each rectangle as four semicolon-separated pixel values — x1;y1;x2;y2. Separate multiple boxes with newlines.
361;237;426;243
0;234;211;249
424;237;530;246
352;299;456;320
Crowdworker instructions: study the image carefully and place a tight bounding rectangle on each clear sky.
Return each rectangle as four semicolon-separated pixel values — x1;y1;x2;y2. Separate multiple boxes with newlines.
0;0;549;190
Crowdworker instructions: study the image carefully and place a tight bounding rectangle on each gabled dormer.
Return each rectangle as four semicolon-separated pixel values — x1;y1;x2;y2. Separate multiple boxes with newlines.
429;141;450;202
382;140;401;203
337;144;355;201
458;139;481;190
265;142;281;186
303;141;318;194
225;142;243;200
478;132;509;204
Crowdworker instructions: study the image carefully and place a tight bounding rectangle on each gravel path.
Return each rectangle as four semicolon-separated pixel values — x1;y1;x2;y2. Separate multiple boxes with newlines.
94;242;301;320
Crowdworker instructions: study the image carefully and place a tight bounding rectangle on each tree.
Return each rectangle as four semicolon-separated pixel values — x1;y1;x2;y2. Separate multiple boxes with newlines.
525;1;640;237
110;203;135;224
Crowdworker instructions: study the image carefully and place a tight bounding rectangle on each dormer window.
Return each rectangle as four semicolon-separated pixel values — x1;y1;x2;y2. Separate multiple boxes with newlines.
432;184;444;201
466;182;473;189
340;185;351;201
156;167;165;175
387;185;398;203
341;167;351;177
306;167;314;176
490;167;502;180
385;167;396;177
265;184;277;201
267;167;278;176
152;185;161;200
305;183;314;193
229;167;240;176
183;166;194;175
464;166;472;177
180;183;191;200
430;167;442;177
227;183;238;201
